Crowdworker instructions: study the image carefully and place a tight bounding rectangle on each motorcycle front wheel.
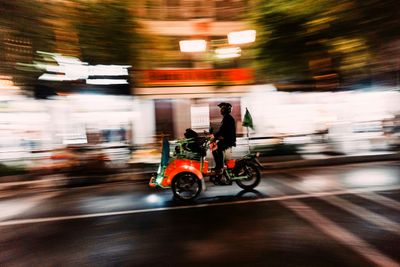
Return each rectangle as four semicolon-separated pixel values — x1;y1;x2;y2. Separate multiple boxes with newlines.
172;173;202;201
235;163;260;190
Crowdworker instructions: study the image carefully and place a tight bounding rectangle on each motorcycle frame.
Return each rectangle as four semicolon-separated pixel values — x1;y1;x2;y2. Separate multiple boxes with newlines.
149;137;260;188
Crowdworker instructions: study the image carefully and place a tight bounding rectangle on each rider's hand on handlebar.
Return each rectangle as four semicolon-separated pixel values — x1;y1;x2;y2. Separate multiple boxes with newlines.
208;134;215;142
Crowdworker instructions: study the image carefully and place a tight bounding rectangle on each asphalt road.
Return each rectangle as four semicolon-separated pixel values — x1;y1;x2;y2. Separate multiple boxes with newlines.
0;161;400;266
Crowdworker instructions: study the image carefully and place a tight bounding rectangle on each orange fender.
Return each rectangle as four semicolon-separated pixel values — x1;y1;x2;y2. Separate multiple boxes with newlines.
162;162;203;187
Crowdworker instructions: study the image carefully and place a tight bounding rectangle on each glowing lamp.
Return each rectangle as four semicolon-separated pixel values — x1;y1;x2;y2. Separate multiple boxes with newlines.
215;47;241;59
179;40;207;52
228;30;256;45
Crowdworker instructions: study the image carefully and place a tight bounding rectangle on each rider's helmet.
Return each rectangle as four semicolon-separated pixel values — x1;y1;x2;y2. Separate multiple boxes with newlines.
217;102;232;114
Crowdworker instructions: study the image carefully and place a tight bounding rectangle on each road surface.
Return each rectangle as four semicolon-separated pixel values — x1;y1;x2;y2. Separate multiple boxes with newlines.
0;161;399;266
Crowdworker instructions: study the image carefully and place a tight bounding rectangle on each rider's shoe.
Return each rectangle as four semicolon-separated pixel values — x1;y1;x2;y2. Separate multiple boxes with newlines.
210;173;223;185
210;175;222;185
210;175;216;183
217;176;232;185
215;168;224;175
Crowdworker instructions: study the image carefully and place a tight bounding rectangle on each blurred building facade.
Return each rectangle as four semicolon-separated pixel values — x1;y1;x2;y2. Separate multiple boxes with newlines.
0;0;255;152
132;0;256;139
1;0;400;162
0;0;138;162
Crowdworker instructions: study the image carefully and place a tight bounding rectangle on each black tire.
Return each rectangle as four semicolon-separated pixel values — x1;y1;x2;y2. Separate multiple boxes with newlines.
171;173;202;201
235;163;260;190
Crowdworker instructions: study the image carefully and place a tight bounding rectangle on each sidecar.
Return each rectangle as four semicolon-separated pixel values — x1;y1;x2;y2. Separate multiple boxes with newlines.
149;137;207;200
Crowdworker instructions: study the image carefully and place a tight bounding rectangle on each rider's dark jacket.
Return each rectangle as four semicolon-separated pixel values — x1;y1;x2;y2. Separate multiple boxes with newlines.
214;113;236;149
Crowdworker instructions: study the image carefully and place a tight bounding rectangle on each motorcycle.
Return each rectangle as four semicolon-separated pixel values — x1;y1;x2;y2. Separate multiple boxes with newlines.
149;132;262;201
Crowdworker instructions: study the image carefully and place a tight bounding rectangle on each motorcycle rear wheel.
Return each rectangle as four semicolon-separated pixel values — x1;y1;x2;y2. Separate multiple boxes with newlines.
172;173;202;201
235;164;260;190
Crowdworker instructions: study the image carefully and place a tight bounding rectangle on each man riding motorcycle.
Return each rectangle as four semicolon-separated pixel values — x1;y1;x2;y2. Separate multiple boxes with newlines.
211;102;236;184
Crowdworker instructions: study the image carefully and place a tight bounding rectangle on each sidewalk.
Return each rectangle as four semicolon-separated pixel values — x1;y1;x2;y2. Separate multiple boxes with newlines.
1;151;399;195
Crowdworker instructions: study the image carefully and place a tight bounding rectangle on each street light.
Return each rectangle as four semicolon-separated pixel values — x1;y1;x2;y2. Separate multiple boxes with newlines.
215;47;241;59
227;30;256;45
179;40;207;52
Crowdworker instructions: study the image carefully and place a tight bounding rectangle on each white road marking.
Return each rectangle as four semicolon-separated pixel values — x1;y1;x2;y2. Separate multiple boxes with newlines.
0;192;60;222
0;184;399;227
288;173;400;211
276;178;400;236
357;192;400;212
269;185;400;267
280;198;400;267
323;195;400;236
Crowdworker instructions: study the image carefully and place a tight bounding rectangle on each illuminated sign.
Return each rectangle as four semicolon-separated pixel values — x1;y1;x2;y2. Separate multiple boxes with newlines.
137;68;253;86
191;105;210;130
35;52;130;85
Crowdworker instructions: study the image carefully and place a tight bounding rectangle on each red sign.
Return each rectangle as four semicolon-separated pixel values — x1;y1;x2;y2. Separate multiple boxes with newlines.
136;68;254;86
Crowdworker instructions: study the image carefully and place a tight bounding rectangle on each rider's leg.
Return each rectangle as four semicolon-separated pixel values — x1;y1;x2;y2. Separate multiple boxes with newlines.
218;148;232;185
212;148;224;174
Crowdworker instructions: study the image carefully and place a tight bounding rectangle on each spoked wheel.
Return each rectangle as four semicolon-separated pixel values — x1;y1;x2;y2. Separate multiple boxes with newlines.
172;173;202;201
235;164;260;190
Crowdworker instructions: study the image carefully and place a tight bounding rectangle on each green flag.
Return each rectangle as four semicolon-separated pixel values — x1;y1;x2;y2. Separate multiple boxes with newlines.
242;108;254;129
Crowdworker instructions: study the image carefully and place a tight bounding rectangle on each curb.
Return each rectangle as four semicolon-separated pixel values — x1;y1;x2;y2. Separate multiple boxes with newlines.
261;152;400;171
1;152;399;195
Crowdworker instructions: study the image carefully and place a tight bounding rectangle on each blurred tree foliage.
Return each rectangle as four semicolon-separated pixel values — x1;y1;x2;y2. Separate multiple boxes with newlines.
253;0;400;86
0;0;55;91
72;0;141;66
1;0;146;93
0;0;55;50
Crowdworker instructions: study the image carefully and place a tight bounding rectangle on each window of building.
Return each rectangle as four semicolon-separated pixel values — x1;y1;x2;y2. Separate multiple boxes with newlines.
166;0;180;6
189;0;210;18
145;0;162;19
215;0;248;21
166;0;182;19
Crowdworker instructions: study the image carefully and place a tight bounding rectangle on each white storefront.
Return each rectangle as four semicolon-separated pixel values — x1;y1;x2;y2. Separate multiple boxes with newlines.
0;96;52;162
0;93;156;163
1;84;399;163
241;85;400;153
138;83;400;154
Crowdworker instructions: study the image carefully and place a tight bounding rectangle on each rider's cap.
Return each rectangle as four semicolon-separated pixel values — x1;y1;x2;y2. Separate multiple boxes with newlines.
217;102;232;108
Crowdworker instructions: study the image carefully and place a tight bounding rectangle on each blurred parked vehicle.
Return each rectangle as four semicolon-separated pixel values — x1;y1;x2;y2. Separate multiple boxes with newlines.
51;145;116;186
